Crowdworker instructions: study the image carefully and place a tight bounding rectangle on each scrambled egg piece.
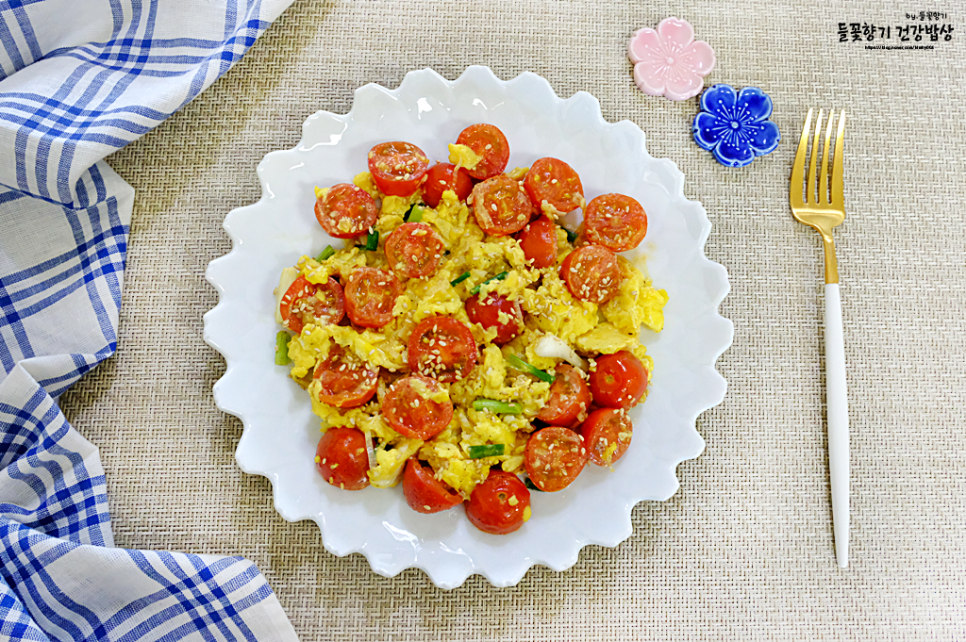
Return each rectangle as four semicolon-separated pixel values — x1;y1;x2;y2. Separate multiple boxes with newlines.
282;177;668;498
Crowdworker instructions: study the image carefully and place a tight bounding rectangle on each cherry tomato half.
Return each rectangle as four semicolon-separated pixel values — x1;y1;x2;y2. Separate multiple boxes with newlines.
536;364;592;427
464;293;523;345
465;469;531;535
384;222;444;279
559;244;622;304
524;426;588;492
421;162;473;208
313;345;379;408
471;174;532;236
455;124;510;180
316;427;370;490
407;316;479;383
523;157;584;214
580;408;633;466
402;459;463;513
589;350;649;409
383;375;454;440
344;267;400;328
517;215;558;269
279;275;345;334
314;183;379;239
584;193;648;252
367;141;430;197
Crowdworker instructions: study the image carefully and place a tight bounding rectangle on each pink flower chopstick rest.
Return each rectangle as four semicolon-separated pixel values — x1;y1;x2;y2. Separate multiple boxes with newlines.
628;17;716;101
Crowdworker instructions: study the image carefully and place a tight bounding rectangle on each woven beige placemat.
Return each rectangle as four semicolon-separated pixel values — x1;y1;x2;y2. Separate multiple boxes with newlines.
60;0;966;639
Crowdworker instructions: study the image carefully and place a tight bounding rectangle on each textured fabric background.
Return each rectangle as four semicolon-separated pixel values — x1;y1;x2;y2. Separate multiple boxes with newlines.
58;0;966;639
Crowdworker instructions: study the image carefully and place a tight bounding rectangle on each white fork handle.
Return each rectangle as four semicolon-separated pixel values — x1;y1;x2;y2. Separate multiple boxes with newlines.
825;283;850;568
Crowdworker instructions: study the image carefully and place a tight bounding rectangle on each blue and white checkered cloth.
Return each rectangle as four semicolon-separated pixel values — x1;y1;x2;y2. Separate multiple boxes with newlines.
0;1;300;639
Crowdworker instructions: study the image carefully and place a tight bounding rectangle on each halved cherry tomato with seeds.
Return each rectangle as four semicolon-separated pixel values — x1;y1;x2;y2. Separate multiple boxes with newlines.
589;350;648;409
314;183;379;239
524;427;589;492
455;124;510;180
465;469;531;534
421;162;473;208
560;244;622;304
383;375;454;440
403;459;463;513
470;175;532;236
464;293;523;345
367;141;430;197
584;193;648;252
516;215;558;269
580;408;633;466
344;267;400;328
384;222;444;279
523;157;584;214
313;345;379;408
316;427;370;490
536;364;592;427
407;316;478;383
279;275;345;334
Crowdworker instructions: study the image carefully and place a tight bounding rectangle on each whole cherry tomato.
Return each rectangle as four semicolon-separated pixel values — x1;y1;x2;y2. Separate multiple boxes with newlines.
421;162;473;208
589;350;648;409
516;215;558;269
465;469;531;534
316;427;370;490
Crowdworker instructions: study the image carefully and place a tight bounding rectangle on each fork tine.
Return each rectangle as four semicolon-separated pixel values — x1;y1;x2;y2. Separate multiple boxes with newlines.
790;108;812;209
807;109;824;205
831;110;846;206
819;109;835;205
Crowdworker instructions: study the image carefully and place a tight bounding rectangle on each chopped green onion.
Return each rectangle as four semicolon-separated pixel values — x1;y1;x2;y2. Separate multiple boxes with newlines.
365;229;379;251
470;271;508;295
473;399;523;415
450;271;471;287
524;477;544;492
274;331;291;366
563;226;578;244
315;245;335;262
467;443;506;459
406;204;425;223
506;354;555;383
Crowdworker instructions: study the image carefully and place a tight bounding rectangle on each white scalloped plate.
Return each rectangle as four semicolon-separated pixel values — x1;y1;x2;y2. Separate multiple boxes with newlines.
204;67;733;589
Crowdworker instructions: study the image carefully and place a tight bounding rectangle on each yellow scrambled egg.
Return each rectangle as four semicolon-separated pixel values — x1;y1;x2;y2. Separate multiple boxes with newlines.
279;171;667;496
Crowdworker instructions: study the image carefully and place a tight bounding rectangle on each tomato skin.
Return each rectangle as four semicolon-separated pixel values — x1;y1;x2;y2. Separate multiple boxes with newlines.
384;222;445;279
344;267;400;329
403;459;463;513
464;293;523;345
279;275;346;334
589;350;649;409
313;345;379;409
421;162;473;208
367;141;430;197
383;375;454;440
316;427;370;490
580;408;633;466
407;316;479;383
470;175;532;236
315;183;379;239
559;244;622;304
584;193;648;252
524;427;589;492
536;364;592;427
523;157;584;214
465;469;531;535
456;124;510;180
517;215;558;268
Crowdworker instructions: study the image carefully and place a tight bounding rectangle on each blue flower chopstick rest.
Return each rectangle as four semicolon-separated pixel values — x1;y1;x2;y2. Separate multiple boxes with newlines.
692;84;780;167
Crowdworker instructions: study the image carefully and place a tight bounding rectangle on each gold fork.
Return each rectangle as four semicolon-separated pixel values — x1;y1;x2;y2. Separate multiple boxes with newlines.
790;109;850;569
